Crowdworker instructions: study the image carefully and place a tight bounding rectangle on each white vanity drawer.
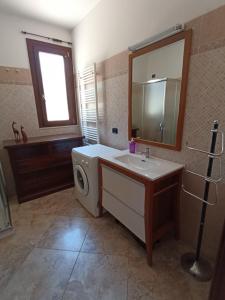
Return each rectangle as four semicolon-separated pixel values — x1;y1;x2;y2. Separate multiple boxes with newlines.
102;166;145;216
102;190;145;242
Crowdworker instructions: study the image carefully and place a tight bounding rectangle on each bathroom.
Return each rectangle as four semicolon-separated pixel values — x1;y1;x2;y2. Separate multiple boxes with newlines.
0;0;225;299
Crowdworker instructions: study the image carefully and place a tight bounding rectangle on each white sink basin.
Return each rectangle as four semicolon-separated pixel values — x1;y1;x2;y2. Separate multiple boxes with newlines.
115;154;160;171
99;150;184;181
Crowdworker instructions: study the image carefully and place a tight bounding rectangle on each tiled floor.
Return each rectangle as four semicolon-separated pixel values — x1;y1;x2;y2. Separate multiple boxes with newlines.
0;188;210;300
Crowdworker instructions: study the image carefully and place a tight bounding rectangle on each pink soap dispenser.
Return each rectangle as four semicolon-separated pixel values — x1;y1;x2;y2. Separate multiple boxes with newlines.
129;138;136;153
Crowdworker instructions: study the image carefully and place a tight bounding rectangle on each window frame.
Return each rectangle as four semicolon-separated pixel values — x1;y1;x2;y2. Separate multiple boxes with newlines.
26;38;77;127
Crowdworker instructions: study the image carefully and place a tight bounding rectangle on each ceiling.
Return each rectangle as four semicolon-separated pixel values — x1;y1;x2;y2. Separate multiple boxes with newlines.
0;0;101;29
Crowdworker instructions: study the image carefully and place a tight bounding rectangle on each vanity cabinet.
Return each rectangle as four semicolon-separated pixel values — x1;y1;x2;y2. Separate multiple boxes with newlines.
98;158;182;265
102;166;145;241
4;134;83;203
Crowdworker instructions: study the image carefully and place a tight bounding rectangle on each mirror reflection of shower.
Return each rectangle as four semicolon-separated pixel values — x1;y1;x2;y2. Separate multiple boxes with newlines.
132;78;181;144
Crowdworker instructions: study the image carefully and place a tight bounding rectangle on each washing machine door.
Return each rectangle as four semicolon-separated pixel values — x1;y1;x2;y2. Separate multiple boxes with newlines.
74;165;89;196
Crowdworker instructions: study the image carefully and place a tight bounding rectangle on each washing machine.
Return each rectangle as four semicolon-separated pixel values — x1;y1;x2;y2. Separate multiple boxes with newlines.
72;144;121;217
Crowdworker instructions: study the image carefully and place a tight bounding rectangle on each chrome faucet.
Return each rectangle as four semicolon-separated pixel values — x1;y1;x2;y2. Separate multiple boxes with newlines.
142;147;150;159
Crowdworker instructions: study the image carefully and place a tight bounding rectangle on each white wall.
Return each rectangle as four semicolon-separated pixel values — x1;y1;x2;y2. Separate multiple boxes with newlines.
133;40;184;82
0;11;72;68
72;0;225;69
0;12;79;196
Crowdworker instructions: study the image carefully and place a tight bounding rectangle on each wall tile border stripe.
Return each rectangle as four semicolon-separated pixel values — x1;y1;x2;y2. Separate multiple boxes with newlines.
0;66;32;85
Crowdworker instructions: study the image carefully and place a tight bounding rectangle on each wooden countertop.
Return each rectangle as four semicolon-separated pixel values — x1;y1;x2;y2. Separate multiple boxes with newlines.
3;133;84;148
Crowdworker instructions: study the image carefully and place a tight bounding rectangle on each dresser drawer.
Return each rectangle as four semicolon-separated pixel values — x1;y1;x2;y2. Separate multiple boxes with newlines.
16;163;74;199
50;139;82;156
9;144;49;160
102;166;145;216
14;156;72;174
102;190;145;242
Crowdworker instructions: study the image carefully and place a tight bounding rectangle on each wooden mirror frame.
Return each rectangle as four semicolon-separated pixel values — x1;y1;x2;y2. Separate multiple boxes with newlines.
128;29;192;151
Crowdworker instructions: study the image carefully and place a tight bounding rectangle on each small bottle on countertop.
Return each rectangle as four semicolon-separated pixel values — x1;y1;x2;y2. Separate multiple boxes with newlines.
129;138;136;153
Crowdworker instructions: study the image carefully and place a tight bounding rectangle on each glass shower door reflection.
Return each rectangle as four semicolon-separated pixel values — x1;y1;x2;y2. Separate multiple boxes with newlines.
142;80;166;142
0;163;12;233
139;78;181;145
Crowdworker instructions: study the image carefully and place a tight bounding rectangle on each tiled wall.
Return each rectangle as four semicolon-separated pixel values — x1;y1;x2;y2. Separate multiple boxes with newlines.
0;67;80;195
96;51;129;149
95;5;225;260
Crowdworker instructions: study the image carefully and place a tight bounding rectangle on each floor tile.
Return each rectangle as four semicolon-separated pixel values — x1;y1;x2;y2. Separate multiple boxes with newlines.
63;252;128;300
127;256;187;300
9;214;56;247
127;239;211;300
0;241;33;291
81;214;146;258
38;216;91;251
4;189;211;300
59;197;93;218
1;248;78;300
10;188;91;219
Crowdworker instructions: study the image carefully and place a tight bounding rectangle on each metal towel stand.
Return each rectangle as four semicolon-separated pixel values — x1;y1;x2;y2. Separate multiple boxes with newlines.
181;120;224;282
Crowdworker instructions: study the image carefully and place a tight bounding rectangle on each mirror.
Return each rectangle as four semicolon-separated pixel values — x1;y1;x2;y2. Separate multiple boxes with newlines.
129;30;192;151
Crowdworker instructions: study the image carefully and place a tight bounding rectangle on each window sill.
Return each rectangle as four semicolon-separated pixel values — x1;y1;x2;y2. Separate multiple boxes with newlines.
39;124;80;130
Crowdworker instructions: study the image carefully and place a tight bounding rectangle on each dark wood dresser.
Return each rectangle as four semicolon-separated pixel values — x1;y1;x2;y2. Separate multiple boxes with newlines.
4;134;84;203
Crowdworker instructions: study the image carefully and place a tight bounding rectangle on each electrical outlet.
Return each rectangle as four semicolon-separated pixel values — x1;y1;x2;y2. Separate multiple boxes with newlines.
112;128;118;134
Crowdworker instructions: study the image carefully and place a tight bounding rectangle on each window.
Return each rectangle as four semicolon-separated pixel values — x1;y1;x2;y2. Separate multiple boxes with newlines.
26;39;77;127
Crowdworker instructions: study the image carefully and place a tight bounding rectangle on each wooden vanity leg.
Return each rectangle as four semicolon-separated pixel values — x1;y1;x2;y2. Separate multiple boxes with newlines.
145;183;153;266
98;162;103;217
174;172;182;240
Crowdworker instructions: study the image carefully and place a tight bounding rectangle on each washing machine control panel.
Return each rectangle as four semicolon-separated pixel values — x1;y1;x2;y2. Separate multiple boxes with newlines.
72;158;89;168
81;159;89;168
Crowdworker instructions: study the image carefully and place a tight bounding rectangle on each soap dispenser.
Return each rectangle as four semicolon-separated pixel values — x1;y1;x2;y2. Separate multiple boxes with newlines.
129;138;136;153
